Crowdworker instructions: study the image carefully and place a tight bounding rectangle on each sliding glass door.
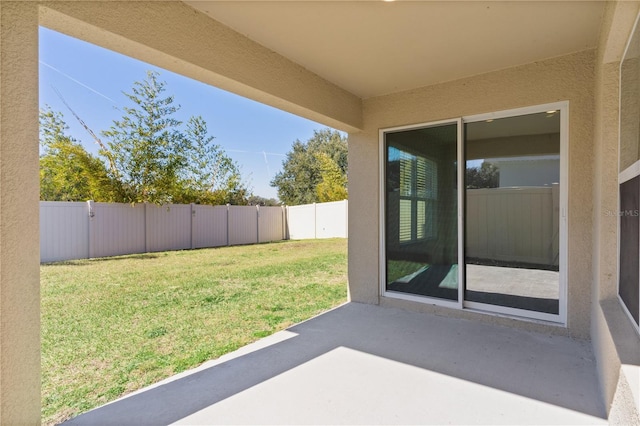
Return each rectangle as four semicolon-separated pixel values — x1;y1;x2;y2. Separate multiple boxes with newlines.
383;121;460;303
464;111;562;319
381;104;566;322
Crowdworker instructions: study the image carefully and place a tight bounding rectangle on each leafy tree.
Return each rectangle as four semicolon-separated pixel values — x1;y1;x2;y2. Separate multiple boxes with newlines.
174;116;248;205
101;71;248;205
247;195;280;206
39;107;118;201
315;152;347;202
466;161;499;189
270;128;347;205
101;71;190;204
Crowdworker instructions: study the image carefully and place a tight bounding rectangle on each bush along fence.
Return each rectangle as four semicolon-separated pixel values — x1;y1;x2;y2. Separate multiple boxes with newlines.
40;200;348;263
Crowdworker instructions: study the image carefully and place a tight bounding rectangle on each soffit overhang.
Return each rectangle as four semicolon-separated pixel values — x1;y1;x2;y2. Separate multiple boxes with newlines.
186;1;605;99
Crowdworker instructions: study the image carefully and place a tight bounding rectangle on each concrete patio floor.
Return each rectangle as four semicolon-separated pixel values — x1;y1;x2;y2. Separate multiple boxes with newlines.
64;303;606;425
466;264;559;299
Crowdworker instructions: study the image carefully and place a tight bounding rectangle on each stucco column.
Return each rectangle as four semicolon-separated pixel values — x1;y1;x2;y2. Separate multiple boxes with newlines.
0;2;41;424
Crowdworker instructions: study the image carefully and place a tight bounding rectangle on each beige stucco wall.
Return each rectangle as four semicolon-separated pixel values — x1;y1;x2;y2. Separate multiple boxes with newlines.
591;0;640;304
0;0;634;422
349;50;596;338
0;2;41;424
590;1;640;422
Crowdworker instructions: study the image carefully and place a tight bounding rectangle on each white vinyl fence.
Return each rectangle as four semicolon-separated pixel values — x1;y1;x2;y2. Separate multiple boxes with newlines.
286;200;348;240
41;200;348;263
42;188;557;265
466;185;559;266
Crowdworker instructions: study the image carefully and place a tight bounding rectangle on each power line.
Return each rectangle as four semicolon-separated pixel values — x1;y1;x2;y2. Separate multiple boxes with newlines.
226;149;285;157
39;60;118;105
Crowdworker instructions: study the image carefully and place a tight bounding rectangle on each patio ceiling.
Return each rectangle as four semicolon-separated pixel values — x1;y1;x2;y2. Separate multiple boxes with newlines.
185;1;605;99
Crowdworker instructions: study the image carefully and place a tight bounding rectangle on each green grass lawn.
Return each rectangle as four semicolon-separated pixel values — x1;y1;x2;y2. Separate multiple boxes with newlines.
41;239;348;425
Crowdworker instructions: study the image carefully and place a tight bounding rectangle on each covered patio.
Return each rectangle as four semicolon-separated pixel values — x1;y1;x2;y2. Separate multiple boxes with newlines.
1;1;639;424
65;303;604;425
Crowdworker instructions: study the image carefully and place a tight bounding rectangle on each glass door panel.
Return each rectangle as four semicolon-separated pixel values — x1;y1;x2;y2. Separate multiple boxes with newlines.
384;123;458;301
464;111;561;314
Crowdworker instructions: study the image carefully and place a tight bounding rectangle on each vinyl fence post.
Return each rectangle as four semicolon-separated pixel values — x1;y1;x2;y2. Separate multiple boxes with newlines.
314;202;317;239
190;203;195;250
256;204;260;244
144;203;149;253
86;200;94;259
226;204;231;246
282;205;286;241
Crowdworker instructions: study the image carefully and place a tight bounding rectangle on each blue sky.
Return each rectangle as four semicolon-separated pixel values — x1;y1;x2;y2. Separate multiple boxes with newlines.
39;27;334;200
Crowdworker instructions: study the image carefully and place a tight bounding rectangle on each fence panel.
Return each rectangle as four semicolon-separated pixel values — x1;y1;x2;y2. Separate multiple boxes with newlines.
40;200;348;262
228;205;258;245
287;204;316;240
258;206;284;243
146;204;192;252
40;202;89;263
315;200;348;238
192;205;228;248
90;202;145;258
466;187;558;265
41;193;556;265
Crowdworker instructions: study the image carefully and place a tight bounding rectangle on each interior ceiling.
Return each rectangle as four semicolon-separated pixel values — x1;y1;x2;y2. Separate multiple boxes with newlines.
466;111;561;141
185;1;605;99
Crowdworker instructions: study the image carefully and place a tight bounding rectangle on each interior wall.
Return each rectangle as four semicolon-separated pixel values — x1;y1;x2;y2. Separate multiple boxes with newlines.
466;133;559;160
349;49;595;338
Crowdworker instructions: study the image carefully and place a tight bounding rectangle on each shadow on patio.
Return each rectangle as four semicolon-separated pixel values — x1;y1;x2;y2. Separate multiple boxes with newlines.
64;303;606;425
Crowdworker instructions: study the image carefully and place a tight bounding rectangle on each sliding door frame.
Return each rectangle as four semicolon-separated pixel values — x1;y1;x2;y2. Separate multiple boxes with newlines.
461;102;568;325
379;102;568;325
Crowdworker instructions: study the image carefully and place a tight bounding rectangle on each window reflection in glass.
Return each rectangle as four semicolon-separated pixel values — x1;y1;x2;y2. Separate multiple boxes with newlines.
385;124;458;301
